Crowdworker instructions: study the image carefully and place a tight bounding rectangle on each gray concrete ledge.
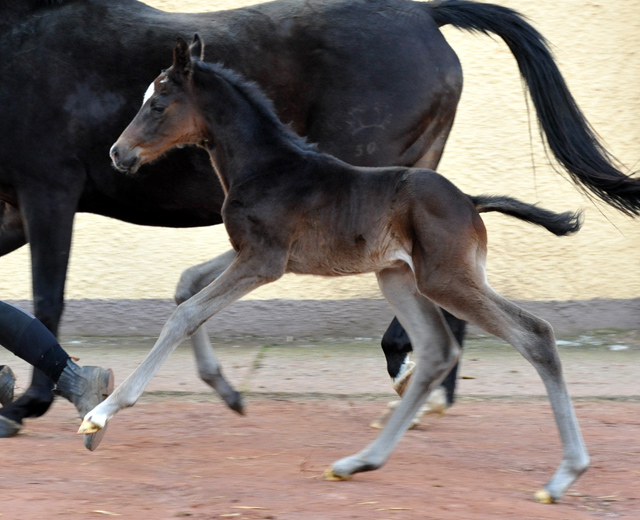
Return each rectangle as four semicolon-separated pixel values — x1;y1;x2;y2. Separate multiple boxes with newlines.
7;298;640;338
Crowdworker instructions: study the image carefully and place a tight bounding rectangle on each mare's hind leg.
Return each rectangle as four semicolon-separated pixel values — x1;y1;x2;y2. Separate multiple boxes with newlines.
175;249;243;413
426;279;589;502
327;264;459;478
371;311;464;429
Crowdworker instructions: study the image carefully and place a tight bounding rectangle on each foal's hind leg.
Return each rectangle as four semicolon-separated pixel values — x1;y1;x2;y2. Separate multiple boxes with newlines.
427;280;589;502
175;249;243;413
326;265;459;479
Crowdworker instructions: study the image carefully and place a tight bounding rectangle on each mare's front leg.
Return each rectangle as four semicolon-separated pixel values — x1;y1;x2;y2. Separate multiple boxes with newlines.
327;265;459;478
0;186;78;437
175;249;243;413
79;250;285;438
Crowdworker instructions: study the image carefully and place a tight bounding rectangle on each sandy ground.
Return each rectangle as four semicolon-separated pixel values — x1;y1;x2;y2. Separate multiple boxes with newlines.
0;333;639;519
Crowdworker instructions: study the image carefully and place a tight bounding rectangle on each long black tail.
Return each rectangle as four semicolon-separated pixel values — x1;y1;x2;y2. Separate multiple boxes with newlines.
428;0;640;216
469;194;582;236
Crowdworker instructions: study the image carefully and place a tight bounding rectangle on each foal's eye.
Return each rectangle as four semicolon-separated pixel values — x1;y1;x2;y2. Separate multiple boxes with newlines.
150;103;166;115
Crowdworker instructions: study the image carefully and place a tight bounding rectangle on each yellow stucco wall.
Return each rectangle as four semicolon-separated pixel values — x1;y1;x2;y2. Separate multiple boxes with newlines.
0;0;638;302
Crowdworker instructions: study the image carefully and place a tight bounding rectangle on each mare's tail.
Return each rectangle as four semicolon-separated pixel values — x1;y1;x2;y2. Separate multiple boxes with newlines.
469;195;582;236
427;0;640;216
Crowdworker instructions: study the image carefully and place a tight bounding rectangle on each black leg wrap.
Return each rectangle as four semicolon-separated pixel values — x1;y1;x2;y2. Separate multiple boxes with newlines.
16;320;68;382
0;302;67;382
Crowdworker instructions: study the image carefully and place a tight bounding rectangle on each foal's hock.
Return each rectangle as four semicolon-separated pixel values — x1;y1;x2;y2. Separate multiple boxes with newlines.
93;35;589;503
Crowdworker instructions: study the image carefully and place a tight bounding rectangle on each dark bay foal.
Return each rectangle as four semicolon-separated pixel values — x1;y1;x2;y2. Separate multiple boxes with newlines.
94;36;588;502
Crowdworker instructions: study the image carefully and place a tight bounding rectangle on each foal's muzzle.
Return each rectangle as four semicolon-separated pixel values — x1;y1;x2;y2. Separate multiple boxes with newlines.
109;144;141;174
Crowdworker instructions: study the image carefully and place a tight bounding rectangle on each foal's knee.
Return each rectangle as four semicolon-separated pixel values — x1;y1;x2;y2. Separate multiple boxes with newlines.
166;301;203;339
174;266;208;305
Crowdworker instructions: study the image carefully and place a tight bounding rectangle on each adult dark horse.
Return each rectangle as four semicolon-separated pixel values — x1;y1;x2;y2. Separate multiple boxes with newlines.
1;0;639;436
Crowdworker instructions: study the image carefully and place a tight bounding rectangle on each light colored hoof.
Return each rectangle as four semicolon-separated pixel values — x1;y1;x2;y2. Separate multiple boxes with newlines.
421;387;447;418
78;418;102;435
392;362;415;396
83;424;109;451
369;407;392;430
534;488;555;504
323;468;351;481
369;404;421;430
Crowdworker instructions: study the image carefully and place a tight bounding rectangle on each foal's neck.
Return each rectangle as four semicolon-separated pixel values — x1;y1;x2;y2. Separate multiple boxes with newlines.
194;63;311;189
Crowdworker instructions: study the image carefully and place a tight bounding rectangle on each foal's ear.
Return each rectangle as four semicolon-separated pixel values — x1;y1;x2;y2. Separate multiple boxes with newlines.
172;36;192;76
190;34;205;61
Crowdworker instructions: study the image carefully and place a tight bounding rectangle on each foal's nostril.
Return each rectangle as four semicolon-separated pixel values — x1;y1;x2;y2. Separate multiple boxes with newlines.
109;145;120;165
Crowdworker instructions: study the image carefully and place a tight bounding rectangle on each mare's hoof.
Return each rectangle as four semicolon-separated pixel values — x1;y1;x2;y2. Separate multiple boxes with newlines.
0;415;21;437
323;468;351;481
392;363;415;396
83;424;109;451
0;366;16;406
369;404;421;430
534;488;555;504
370;387;447;430
369;407;392;429
422;387;447;418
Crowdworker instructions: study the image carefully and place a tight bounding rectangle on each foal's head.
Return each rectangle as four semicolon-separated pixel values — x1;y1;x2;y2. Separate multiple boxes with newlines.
110;35;205;174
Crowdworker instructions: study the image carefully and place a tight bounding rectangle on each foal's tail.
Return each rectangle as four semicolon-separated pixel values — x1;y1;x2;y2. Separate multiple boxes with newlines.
427;0;640;217
469;195;583;236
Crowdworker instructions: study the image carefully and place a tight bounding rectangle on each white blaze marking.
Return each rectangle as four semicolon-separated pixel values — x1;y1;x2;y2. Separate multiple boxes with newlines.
142;81;155;106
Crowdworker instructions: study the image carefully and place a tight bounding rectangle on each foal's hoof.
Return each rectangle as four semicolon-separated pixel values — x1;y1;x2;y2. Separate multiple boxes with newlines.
79;415;109;451
0;415;21;437
226;390;245;416
534;488;556;504
83;424;109;451
323;468;351;481
78;415;104;435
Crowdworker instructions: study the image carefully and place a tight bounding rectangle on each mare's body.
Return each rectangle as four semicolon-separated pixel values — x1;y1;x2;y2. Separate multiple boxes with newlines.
94;36;589;503
2;0;638;431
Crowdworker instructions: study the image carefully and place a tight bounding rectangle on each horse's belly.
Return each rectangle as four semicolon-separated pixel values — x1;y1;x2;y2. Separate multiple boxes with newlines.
285;237;411;277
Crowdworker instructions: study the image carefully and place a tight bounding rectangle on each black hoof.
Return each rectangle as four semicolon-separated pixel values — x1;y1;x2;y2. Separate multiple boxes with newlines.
4;388;54;420
226;391;244;415
0;366;16;407
0;415;22;437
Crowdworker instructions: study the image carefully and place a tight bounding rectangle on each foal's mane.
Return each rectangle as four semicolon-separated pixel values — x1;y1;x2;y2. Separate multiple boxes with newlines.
193;60;317;153
2;0;66;10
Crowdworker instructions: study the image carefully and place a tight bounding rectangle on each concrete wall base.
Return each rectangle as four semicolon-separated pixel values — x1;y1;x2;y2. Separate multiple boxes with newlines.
7;298;640;339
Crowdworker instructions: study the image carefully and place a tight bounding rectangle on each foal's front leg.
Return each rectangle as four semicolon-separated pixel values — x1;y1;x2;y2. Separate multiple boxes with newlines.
79;252;284;438
175;249;243;413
